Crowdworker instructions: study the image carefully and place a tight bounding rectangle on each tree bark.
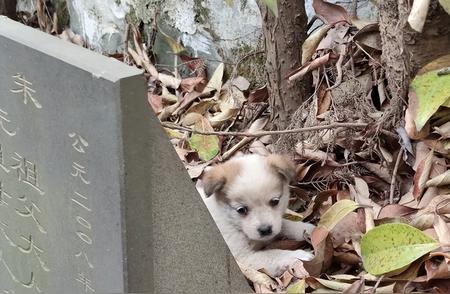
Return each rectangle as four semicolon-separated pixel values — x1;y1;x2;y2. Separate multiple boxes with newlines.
258;0;310;134
379;0;450;129
0;0;17;19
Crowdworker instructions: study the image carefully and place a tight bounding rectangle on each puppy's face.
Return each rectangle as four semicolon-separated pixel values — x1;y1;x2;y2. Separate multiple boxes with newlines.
202;154;295;242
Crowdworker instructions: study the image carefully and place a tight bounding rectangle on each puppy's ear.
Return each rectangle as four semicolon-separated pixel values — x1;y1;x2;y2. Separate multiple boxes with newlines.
202;166;226;197
267;154;296;182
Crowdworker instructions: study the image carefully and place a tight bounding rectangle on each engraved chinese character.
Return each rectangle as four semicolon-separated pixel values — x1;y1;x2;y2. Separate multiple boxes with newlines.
10;153;44;195
71;191;91;212
0;250;39;292
0;222;49;273
76;272;95;292
68;133;88;153
15;201;47;234
10;74;42;109
0;181;12;207
18;235;50;272
0;145;10;173
75;251;94;269
0;109;16;137
71;162;90;185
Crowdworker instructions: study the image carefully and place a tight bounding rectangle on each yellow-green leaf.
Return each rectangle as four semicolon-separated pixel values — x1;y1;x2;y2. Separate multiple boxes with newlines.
224;0;233;6
287;279;306;293
361;223;439;276
202;63;224;94
411;55;450;131
160;29;185;55
439;0;450;15
188;117;220;161
263;0;278;17
318;199;359;230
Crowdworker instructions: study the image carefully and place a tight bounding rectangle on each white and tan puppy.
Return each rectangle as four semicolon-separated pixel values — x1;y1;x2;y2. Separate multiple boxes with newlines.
198;153;315;277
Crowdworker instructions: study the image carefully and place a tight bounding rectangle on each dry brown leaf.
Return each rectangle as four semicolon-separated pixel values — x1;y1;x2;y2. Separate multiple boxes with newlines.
425;259;450;280
238;262;278;291
427;170;450;187
419;194;450;215
316;83;332;118
148;93;163;114
330;212;364;246
410;212;435;230
377;204;417;219
180;77;206;93
231;76;250;91
434;121;450;139
295;147;337;165
353;23;381;51
351;177;382;217
159;73;182;89
413;149;434;199
406;92;430;139
248;85;268;103
302;25;331;64
312;0;349;24
433;214;450;247
287;53;337;81
342;278;365;293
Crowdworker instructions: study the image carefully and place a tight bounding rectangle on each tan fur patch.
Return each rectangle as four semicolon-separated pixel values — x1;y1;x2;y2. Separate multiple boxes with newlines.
266;154;296;182
202;160;241;197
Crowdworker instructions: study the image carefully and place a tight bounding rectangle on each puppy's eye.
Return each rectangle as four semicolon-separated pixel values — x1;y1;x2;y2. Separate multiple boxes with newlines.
236;206;248;215
269;197;280;207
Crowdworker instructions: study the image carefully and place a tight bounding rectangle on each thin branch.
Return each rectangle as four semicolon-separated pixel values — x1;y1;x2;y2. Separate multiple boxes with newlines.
162;122;366;137
161;121;397;139
390;149;403;204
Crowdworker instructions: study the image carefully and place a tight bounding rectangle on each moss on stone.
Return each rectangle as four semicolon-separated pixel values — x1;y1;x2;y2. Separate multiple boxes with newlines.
193;0;210;24
54;0;70;31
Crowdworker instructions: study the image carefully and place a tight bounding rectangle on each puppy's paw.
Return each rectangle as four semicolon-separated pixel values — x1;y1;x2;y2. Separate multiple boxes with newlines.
291;249;314;261
268;249;314;276
282;220;316;241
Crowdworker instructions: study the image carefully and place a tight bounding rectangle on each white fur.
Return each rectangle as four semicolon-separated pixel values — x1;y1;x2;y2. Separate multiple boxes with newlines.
198;154;315;277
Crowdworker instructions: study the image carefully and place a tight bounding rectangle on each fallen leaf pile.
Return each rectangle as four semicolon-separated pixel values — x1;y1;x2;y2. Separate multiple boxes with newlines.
20;0;450;292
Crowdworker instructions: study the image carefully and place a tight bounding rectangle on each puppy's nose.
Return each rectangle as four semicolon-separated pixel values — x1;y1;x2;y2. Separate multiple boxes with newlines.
258;225;272;236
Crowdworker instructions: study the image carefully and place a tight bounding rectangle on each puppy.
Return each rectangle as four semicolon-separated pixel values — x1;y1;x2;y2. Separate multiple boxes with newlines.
198;153;315;277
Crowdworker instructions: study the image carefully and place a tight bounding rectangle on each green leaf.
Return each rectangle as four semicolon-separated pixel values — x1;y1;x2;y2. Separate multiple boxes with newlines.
188;117;220;161
263;0;278;17
361;223;440;276
318;199;359;230
411;54;450;131
287;279;306;293
439;0;450;15
159;29;186;55
224;0;233;6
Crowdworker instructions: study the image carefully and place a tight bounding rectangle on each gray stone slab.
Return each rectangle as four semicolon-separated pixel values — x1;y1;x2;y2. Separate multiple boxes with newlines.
0;17;249;293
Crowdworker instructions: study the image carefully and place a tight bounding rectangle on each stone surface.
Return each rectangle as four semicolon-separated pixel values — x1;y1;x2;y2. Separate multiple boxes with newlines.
16;0;377;74
0;17;248;293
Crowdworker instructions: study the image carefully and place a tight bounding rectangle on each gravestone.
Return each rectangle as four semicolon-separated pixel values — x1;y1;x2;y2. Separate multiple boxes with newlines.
0;17;248;293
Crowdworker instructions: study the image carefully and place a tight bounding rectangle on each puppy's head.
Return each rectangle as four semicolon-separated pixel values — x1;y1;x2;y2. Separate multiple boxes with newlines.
202;154;295;242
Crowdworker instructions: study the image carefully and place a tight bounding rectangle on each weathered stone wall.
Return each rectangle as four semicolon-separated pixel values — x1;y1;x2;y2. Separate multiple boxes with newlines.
16;0;377;67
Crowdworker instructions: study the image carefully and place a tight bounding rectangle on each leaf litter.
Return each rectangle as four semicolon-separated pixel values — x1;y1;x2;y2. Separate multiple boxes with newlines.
23;1;450;292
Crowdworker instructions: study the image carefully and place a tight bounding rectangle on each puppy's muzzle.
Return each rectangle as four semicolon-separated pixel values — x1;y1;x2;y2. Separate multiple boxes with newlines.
258;224;273;237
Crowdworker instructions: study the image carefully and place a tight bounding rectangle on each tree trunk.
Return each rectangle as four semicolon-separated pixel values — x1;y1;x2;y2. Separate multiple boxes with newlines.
258;0;310;134
379;0;450;129
0;0;16;19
